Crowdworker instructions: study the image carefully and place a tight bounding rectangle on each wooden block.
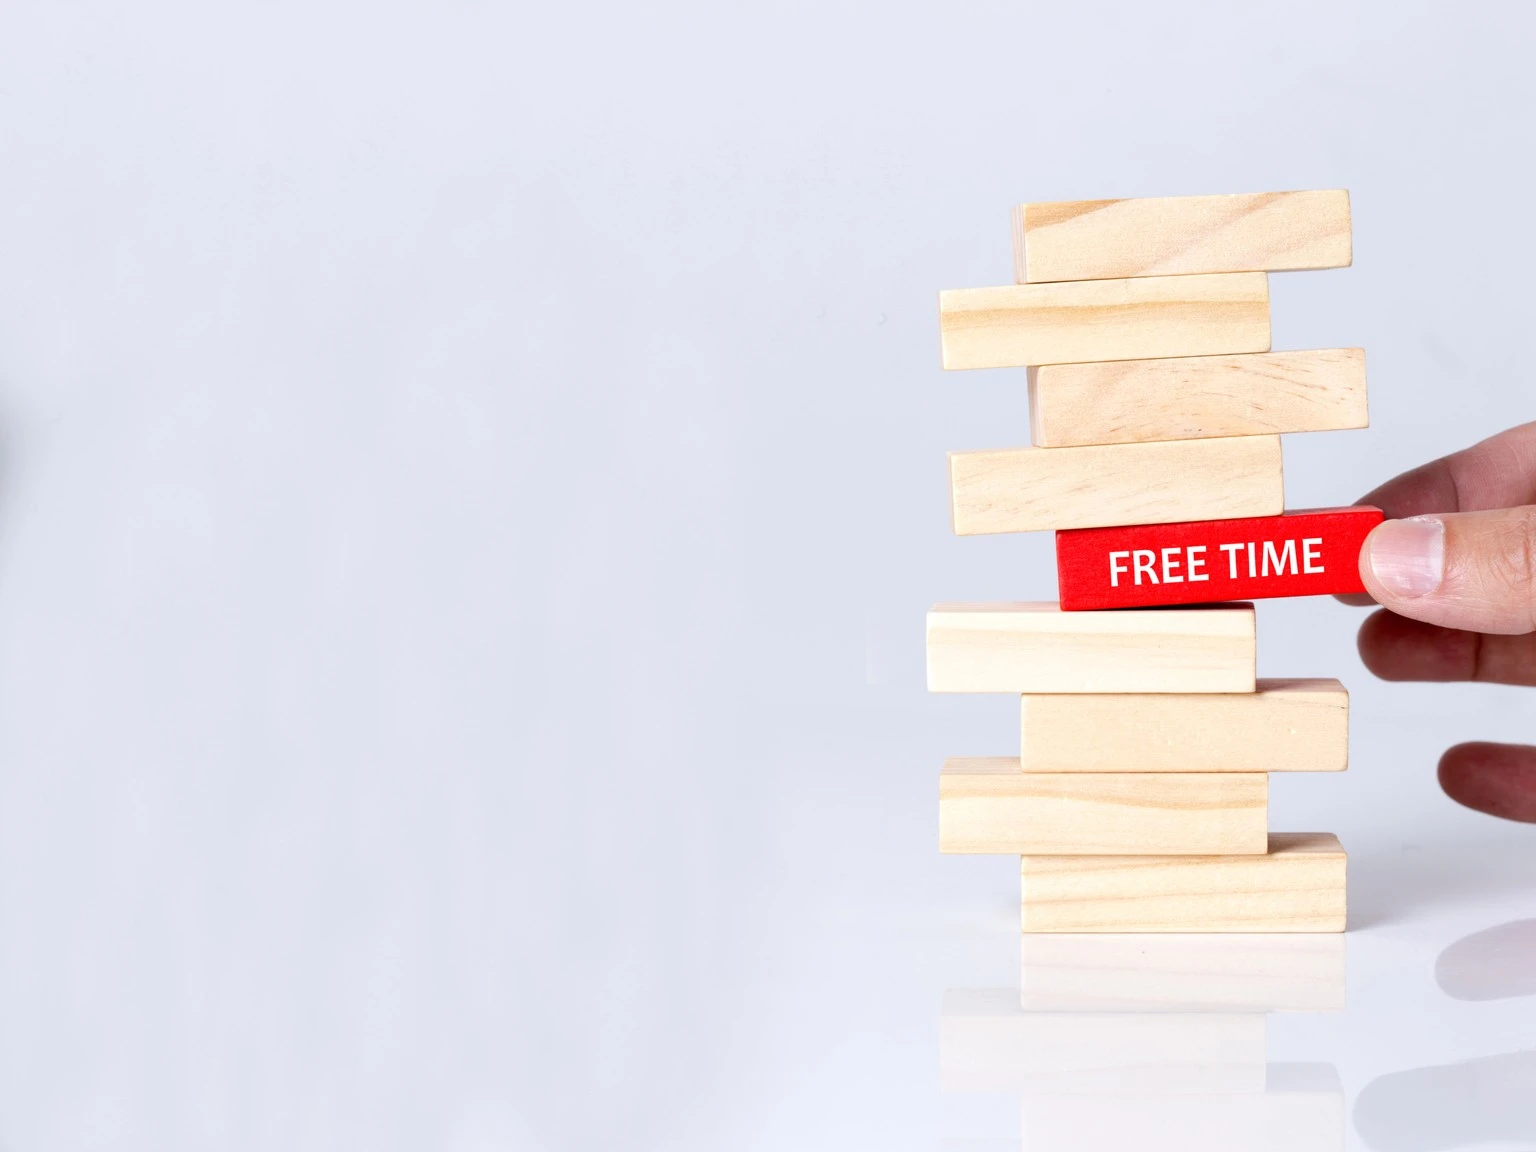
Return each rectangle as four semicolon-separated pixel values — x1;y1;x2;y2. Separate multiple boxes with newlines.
1020;934;1346;1012
1019;1066;1345;1151
941;990;1266;1093
927;603;1256;694
1020;833;1348;933
1056;507;1381;609
950;435;1283;536
1029;348;1369;447
939;272;1270;370
1013;189;1352;283
1019;679;1348;774
941;761;1266;856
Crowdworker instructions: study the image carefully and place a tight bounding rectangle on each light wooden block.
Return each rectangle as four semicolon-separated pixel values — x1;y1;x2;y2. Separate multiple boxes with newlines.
1019;1066;1345;1152
1029;348;1368;447
1013;189;1352;283
1019;679;1348;773
949;435;1283;535
1020;934;1346;1012
927;603;1256;694
1020;833;1348;933
939;272;1270;370
941;761;1266;856
941;990;1266;1094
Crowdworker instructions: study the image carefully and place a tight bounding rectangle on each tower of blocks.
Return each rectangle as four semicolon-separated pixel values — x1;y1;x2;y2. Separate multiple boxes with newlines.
929;190;1372;933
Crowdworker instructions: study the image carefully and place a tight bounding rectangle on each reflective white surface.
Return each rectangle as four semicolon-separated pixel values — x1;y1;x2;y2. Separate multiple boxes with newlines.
2;0;1536;1148
942;911;1536;1150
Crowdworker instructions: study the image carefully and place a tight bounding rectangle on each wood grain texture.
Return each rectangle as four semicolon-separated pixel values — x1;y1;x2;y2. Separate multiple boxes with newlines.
1019;678;1349;773
1029;348;1369;447
942;990;1266;1093
939;272;1270;370
927;602;1257;694
949;435;1283;535
1020;933;1346;1012
1020;833;1348;933
1013;190;1352;283
940;761;1267;855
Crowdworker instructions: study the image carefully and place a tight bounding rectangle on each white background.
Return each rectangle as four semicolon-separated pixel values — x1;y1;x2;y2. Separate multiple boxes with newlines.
1;1;1534;1148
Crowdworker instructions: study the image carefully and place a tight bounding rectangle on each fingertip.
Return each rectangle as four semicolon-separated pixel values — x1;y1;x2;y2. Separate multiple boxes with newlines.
1357;516;1446;609
1334;592;1378;608
1356;610;1479;682
1356;608;1420;680
1355;608;1390;675
1438;742;1536;823
1359;507;1536;635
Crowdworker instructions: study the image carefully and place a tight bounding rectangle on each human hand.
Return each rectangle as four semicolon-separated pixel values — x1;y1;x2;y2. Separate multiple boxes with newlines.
1348;421;1536;820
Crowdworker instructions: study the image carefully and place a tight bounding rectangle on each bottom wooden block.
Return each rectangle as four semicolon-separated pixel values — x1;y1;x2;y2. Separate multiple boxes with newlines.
1020;833;1346;933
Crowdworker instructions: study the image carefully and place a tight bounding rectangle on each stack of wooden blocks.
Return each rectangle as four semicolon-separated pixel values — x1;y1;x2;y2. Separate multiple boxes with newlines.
929;190;1374;934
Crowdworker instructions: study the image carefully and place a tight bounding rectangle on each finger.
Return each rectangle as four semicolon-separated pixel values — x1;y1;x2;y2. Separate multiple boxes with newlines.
1358;506;1536;634
1358;421;1536;518
1439;742;1536;823
1356;608;1536;685
1335;423;1536;607
1335;592;1376;607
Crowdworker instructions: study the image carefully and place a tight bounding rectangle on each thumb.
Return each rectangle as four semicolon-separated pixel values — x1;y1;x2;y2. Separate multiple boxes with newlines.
1359;507;1536;634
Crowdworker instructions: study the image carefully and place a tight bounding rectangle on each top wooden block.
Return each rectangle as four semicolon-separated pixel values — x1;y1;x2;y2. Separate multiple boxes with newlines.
1013;190;1352;283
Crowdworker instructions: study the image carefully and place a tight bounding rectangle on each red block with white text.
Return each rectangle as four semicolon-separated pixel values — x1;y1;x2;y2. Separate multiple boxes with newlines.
1056;507;1384;611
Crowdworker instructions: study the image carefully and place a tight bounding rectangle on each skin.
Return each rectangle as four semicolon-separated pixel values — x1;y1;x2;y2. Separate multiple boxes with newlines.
1347;422;1536;820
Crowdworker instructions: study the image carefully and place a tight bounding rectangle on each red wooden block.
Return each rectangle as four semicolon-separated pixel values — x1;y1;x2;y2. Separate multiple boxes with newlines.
1056;507;1384;611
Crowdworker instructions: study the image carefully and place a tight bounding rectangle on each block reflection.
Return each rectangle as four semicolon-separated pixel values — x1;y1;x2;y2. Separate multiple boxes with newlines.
941;934;1346;1150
